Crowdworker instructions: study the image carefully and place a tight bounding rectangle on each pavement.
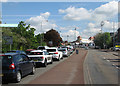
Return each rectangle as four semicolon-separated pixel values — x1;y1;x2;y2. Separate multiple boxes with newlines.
28;48;88;84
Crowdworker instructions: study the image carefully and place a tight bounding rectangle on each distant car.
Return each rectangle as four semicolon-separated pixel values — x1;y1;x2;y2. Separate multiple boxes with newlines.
58;48;69;57
37;46;49;50
46;47;63;61
1;53;35;83
25;49;35;55
7;50;26;55
113;47;120;51
27;50;53;67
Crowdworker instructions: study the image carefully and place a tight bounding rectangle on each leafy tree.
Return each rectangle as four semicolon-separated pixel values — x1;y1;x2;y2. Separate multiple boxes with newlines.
44;29;63;47
94;32;112;49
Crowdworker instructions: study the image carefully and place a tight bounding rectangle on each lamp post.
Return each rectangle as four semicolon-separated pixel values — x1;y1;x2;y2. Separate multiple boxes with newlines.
41;20;48;46
101;21;105;48
75;27;77;41
67;35;69;42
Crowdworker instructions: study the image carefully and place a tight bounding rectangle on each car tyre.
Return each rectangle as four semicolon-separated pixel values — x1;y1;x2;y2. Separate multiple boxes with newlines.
30;66;35;75
50;58;53;64
43;59;47;67
15;71;21;83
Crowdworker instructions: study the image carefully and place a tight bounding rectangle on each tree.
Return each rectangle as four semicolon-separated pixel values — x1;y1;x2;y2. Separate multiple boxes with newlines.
94;32;112;49
44;29;63;47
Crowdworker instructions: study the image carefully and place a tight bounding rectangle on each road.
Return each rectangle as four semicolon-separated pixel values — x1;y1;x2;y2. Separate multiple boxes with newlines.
84;49;120;84
3;48;120;85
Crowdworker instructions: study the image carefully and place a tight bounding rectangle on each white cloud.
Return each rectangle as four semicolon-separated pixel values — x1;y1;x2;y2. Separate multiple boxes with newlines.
59;1;118;39
25;12;57;35
0;0;8;2
59;7;91;21
59;1;118;22
61;30;80;41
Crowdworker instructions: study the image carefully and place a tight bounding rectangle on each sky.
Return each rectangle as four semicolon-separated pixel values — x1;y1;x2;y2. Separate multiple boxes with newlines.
0;0;119;42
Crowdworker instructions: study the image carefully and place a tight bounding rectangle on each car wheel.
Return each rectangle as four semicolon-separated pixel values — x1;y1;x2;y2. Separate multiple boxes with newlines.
15;71;21;83
31;66;35;75
58;55;61;61
43;59;47;67
50;58;53;64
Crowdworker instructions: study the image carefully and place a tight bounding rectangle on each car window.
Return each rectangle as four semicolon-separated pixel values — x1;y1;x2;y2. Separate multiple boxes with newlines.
0;55;12;65
47;49;56;52
29;52;43;55
21;55;29;61
14;55;23;63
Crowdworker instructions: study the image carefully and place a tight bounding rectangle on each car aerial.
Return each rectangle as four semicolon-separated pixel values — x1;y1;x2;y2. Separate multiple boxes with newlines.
27;50;53;67
7;50;26;55
1;53;35;83
58;48;69;57
25;49;35;55
46;47;63;61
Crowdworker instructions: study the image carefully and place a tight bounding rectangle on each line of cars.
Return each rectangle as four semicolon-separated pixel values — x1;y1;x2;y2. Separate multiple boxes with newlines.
0;45;74;83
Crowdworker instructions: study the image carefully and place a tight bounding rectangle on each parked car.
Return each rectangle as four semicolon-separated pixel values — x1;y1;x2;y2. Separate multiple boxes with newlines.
25;49;35;55
1;53;35;83
113;47;120;51
58;48;69;57
46;47;63;61
7;50;26;55
37;46;49;50
27;50;53;67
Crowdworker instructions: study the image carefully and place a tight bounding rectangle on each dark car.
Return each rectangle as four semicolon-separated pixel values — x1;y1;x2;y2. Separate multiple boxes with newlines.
1;53;35;83
7;50;26;55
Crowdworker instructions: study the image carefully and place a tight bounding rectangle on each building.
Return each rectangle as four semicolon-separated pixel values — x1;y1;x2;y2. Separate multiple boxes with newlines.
0;24;18;29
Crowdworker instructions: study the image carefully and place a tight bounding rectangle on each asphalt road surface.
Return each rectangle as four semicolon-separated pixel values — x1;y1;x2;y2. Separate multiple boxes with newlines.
84;49;120;84
4;48;87;85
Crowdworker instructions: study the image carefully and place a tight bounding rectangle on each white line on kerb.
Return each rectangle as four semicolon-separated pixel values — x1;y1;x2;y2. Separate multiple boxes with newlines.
87;65;93;84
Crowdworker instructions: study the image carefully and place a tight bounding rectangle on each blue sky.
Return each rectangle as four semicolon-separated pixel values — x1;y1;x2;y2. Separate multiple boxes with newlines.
1;1;118;41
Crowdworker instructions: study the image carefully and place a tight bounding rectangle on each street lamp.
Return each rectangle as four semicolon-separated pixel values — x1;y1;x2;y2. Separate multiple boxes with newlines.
40;20;48;46
67;35;69;42
100;21;105;48
101;21;104;33
75;27;77;41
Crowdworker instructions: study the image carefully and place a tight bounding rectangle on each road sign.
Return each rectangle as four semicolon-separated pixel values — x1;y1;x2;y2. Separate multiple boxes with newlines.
3;36;13;45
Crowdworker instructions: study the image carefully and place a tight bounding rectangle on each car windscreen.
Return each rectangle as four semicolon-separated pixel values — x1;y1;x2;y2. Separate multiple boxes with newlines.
47;49;56;52
38;47;45;50
58;49;66;51
29;52;43;55
0;55;12;65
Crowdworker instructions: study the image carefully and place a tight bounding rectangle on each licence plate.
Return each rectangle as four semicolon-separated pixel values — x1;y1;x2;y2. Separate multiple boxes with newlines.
34;60;38;62
0;74;3;77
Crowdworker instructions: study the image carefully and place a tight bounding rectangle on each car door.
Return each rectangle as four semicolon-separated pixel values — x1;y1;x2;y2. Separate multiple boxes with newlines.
21;54;32;75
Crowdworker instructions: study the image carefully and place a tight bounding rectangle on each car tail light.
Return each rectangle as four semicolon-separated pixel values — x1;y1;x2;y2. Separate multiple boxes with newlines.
9;63;15;69
41;57;44;59
54;52;58;54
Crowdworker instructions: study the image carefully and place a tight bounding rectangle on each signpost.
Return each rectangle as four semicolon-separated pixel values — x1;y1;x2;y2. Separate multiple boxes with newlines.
3;36;13;51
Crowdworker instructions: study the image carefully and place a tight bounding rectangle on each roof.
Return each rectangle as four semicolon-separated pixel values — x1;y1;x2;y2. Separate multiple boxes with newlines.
31;50;43;52
4;53;18;56
0;24;18;27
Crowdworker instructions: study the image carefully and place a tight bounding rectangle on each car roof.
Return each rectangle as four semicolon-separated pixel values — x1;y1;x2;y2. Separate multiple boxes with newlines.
47;47;57;49
31;50;43;52
4;53;18;56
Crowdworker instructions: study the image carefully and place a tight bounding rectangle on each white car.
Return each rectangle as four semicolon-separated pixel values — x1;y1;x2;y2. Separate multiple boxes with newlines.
28;50;53;67
58;48;69;57
46;47;63;61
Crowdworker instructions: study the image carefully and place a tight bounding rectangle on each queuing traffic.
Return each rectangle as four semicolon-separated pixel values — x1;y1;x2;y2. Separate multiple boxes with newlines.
0;45;75;83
